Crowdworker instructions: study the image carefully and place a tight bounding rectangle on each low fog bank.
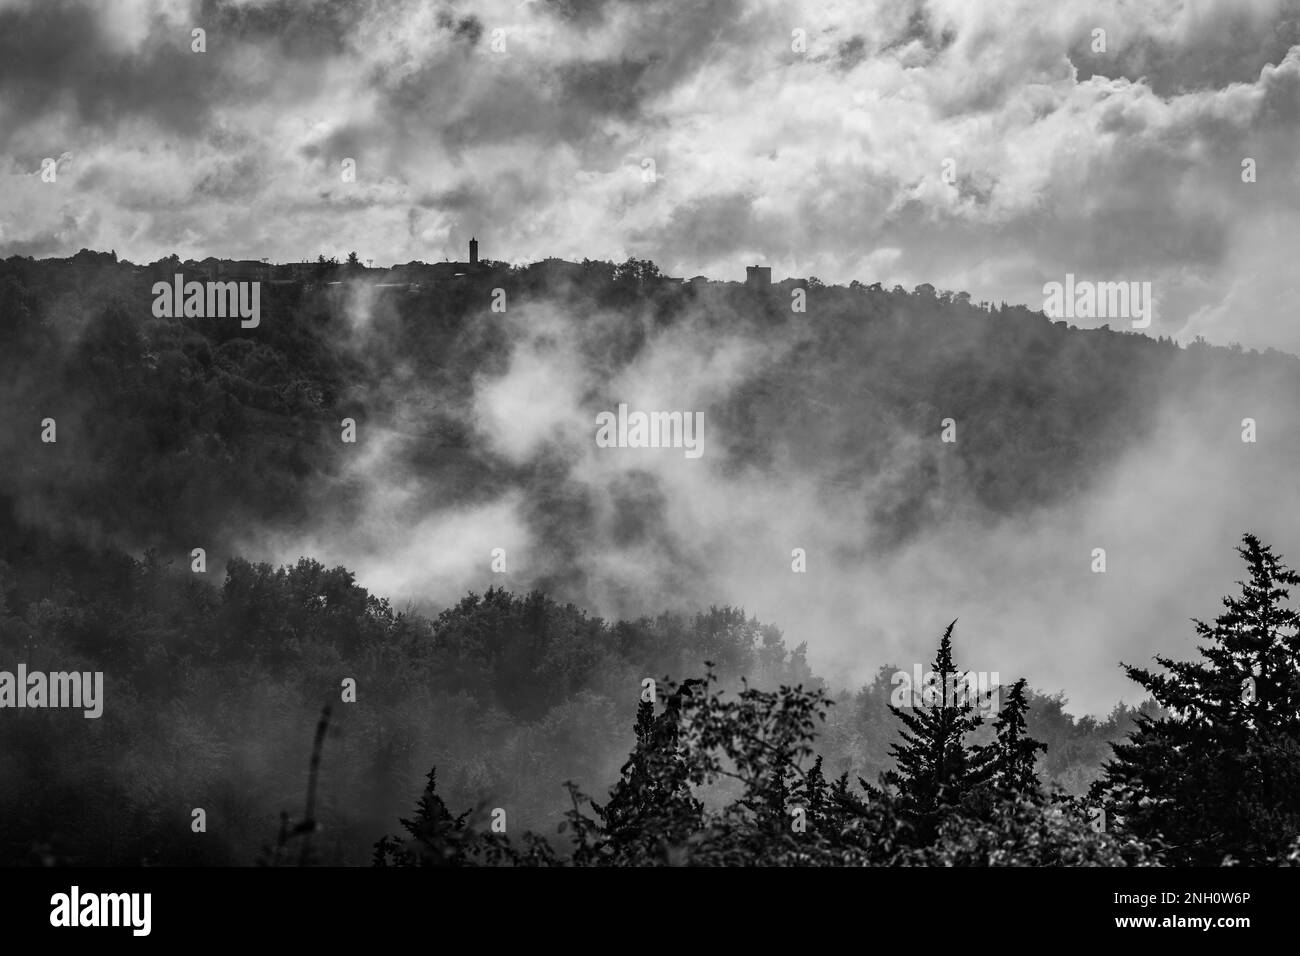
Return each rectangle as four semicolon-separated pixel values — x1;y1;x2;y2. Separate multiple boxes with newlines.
242;279;1300;717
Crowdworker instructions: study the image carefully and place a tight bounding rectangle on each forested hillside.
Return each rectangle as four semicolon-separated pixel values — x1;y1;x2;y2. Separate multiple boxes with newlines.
2;251;1299;865
5;250;1297;566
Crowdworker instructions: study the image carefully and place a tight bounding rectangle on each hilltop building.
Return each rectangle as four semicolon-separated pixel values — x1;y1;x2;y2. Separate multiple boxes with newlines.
745;265;772;289
373;238;489;289
426;237;487;279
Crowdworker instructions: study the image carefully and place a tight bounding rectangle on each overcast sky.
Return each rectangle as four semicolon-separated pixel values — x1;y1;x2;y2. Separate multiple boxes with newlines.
3;0;1300;350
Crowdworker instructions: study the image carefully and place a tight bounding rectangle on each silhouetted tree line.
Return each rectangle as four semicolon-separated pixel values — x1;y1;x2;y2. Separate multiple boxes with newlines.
372;534;1300;866
0;494;1157;866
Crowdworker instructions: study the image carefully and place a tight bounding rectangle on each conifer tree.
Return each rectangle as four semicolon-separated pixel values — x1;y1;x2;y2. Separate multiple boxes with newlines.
372;767;472;866
884;620;984;841
790;755;830;832
1096;534;1300;864
590;694;702;861
972;678;1046;796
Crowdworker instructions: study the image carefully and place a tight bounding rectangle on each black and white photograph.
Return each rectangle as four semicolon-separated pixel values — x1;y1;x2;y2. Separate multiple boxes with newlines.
0;0;1296;936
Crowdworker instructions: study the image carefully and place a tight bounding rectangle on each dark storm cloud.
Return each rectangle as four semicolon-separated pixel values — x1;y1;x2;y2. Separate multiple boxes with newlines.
192;151;272;200
420;171;555;217
198;0;368;58
884;2;956;57
1259;48;1300;122
642;192;762;263
556;58;653;120
0;0;218;144
542;0;616;28
357;0;731;158
837;36;868;72
1071;8;1300;96
435;9;483;46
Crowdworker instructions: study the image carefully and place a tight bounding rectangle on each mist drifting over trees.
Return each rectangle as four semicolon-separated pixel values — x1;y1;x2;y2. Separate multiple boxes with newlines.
2;254;1298;866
